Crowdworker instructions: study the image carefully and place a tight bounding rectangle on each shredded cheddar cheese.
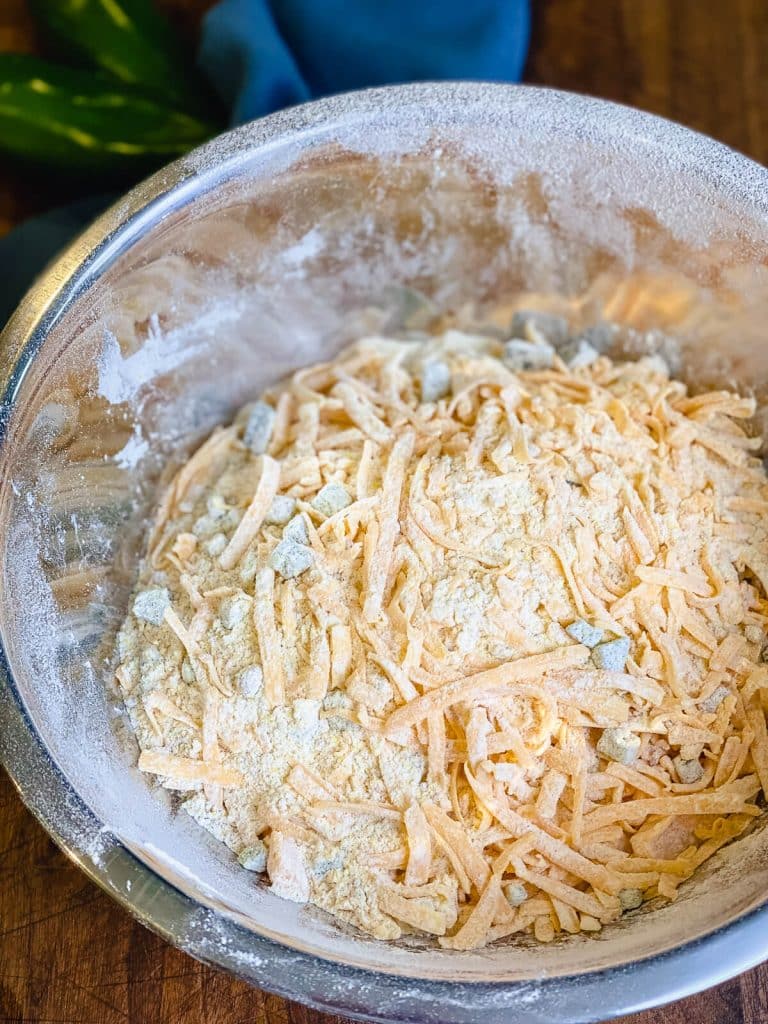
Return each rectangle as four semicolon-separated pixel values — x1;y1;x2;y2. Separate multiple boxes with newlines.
118;323;768;948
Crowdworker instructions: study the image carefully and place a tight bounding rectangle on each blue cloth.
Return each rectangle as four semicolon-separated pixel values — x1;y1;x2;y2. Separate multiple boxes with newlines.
0;0;529;328
201;0;530;124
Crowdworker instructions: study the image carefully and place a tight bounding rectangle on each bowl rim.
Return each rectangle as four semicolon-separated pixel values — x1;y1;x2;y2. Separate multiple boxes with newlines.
2;80;768;1023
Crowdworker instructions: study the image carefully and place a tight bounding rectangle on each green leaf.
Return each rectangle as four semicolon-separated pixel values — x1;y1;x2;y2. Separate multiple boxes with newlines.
0;53;215;176
29;0;220;117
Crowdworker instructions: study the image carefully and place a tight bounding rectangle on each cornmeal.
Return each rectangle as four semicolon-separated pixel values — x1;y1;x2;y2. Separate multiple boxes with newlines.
116;318;768;947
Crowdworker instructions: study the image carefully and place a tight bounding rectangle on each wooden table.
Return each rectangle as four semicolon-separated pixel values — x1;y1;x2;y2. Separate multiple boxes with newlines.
2;1;768;1021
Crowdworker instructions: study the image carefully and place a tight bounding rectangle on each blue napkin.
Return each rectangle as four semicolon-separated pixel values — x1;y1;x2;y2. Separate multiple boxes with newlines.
201;0;530;124
0;0;529;328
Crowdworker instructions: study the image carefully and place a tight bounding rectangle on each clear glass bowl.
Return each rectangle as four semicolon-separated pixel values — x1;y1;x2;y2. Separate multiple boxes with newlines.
2;83;768;1023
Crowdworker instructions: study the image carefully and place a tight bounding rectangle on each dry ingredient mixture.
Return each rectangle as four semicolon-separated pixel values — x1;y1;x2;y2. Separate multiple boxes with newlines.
116;313;768;948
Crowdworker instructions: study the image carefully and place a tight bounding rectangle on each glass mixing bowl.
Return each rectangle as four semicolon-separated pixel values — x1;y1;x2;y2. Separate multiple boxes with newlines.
2;83;768;1023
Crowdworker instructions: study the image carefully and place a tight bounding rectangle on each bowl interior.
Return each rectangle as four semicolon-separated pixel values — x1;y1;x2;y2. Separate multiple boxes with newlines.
3;85;768;984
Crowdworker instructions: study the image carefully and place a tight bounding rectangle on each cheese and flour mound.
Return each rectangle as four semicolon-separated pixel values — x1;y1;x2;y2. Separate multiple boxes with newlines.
116;324;768;948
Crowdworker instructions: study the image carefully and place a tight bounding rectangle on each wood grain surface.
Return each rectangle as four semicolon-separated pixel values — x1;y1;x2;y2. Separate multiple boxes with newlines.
3;1;768;1022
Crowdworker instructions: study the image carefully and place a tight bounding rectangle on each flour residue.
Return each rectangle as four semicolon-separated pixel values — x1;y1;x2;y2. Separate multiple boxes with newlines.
114;426;149;469
97;304;243;406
